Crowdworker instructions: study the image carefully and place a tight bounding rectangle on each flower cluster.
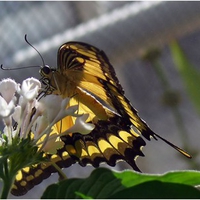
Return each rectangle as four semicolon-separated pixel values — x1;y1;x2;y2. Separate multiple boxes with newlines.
0;77;95;152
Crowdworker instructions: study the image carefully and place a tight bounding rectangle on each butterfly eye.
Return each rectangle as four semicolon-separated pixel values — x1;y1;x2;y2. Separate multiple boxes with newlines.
41;65;51;75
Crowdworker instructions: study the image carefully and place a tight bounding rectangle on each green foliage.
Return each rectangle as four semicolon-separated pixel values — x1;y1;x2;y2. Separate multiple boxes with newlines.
0;136;44;178
170;40;200;115
0;136;45;198
41;168;200;199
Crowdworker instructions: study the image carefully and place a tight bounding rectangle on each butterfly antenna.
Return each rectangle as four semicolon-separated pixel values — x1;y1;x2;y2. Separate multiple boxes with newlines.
1;64;7;70
1;35;44;71
1;64;41;70
25;34;45;67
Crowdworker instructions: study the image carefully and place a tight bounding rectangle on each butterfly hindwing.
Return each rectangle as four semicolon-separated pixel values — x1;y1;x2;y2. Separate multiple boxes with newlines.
11;115;145;196
61;116;146;170
11;150;76;196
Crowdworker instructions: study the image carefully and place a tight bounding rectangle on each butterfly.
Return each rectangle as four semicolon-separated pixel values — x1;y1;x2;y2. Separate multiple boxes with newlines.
11;41;191;196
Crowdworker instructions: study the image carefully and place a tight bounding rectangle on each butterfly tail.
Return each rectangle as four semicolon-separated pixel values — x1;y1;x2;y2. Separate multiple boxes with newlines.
152;132;192;158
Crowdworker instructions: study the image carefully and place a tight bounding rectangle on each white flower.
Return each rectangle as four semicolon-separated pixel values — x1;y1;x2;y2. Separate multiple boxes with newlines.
0;78;17;104
38;132;64;154
36;95;78;127
32;96;79;144
66;114;95;135
32;115;48;139
12;105;21;123
38;95;63;123
3;126;17;138
53;105;79;125
0;96;15;118
18;77;41;101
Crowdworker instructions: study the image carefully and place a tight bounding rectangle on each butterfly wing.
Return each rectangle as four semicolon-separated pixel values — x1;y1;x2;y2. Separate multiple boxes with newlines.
57;42;156;139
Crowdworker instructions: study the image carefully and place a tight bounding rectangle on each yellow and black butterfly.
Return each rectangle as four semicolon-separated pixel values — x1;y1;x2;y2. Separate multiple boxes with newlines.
11;42;191;196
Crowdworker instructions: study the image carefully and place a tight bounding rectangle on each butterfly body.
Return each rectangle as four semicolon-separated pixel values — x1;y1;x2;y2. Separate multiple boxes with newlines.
11;41;191;196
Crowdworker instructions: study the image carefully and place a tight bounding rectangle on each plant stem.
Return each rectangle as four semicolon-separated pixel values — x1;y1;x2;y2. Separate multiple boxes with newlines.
51;162;67;180
1;178;13;199
1;161;13;199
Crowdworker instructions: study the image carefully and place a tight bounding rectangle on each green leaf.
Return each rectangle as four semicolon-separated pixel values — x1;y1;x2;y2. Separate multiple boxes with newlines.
41;184;59;199
75;192;93;199
109;180;200;199
41;168;200;199
170;40;200;114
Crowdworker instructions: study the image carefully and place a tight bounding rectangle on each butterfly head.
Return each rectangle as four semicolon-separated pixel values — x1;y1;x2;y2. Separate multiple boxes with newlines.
40;65;51;79
39;65;58;95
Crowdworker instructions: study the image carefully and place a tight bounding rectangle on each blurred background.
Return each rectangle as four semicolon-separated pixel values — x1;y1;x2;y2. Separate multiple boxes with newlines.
1;1;200;198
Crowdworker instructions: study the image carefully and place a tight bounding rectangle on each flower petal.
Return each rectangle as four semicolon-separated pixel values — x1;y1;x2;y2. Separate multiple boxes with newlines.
42;133;64;154
19;78;41;101
0;96;15;117
0;78;17;103
39;95;63;123
67;114;95;135
12;105;22;123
